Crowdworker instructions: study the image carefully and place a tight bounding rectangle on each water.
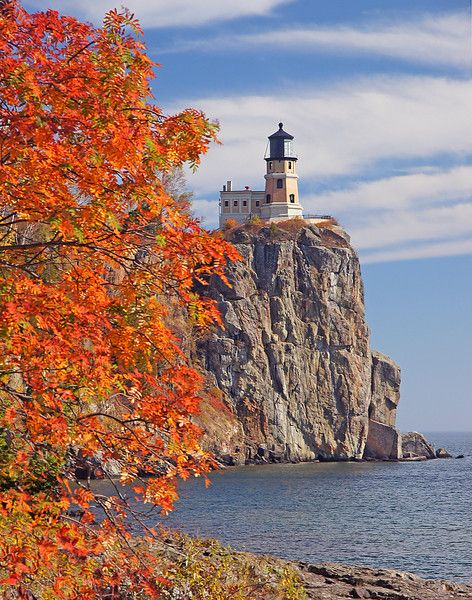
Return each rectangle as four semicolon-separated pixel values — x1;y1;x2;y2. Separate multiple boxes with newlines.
94;432;472;582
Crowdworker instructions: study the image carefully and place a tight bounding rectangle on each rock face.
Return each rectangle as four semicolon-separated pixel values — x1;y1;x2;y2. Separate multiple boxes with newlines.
364;420;402;460
159;532;472;600
364;352;402;460
402;431;436;459
198;223;402;463
295;561;472;599
436;447;453;459
369;351;400;426
194;395;245;466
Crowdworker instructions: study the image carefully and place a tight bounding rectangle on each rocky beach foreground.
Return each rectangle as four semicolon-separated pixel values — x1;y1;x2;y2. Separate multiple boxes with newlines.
152;531;472;599
294;561;472;599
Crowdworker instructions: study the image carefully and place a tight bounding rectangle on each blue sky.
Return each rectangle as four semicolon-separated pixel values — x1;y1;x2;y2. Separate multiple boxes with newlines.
28;0;472;432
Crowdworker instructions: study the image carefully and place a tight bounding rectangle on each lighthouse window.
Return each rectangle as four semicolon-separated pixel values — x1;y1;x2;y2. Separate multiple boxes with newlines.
284;139;292;156
290;194;295;203
224;200;229;207
266;194;271;204
269;162;272;170
288;162;292;169
277;179;283;189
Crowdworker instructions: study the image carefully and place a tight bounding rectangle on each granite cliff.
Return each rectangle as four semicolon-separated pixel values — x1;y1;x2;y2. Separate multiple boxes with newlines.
196;221;402;465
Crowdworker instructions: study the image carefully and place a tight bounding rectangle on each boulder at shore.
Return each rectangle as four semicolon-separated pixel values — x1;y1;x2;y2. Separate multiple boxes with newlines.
436;447;453;458
402;431;436;459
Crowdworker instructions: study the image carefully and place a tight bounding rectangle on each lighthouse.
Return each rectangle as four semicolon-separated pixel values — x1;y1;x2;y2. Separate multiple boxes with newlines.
219;123;304;228
261;123;303;221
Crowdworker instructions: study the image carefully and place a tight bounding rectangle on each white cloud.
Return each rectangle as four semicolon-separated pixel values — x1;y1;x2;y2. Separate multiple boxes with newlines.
180;75;472;258
307;166;472;213
361;238;472;264
166;12;469;69
351;203;472;251
304;167;472;263
179;75;472;260
27;0;292;28
190;165;472;261
180;75;472;196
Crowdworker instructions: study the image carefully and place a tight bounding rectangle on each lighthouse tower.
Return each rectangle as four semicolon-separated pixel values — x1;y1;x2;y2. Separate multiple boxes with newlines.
218;123;305;228
261;123;303;221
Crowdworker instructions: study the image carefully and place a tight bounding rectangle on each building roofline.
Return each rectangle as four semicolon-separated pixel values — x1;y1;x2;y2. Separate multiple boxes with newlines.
220;189;264;194
268;122;294;140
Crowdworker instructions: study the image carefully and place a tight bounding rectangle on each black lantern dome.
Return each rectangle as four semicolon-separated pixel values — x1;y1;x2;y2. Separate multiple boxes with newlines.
266;122;297;161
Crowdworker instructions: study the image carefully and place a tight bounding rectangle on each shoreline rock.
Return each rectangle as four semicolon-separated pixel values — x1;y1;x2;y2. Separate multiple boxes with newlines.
401;431;436;459
436;447;453;459
153;531;472;599
401;431;454;461
295;560;472;599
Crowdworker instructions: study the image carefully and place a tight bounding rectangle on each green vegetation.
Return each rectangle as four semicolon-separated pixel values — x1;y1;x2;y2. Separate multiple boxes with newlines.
143;530;308;600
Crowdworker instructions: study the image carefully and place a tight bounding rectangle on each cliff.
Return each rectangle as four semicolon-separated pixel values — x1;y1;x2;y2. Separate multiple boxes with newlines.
197;221;402;464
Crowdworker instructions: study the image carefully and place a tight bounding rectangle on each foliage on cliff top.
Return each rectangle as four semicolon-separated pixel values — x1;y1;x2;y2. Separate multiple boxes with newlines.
0;1;238;596
222;218;348;248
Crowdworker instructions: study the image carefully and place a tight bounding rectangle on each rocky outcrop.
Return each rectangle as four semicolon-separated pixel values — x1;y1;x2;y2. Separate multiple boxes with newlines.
402;431;436;459
369;351;400;427
194;394;245;466
198;222;403;463
436;447;453;459
295;561;472;599
364;420;401;460
157;532;472;599
364;352;402;460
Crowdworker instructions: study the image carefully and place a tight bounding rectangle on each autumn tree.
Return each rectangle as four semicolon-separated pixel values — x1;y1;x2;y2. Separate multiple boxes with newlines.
0;1;237;597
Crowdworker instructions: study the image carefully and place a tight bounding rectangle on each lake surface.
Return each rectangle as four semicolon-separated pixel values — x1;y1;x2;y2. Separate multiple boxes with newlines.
95;432;472;582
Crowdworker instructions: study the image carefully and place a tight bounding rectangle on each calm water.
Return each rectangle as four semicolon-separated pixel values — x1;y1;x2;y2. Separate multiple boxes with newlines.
95;432;472;582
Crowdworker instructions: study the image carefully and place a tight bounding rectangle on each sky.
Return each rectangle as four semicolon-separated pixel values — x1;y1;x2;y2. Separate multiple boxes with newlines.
27;0;472;432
